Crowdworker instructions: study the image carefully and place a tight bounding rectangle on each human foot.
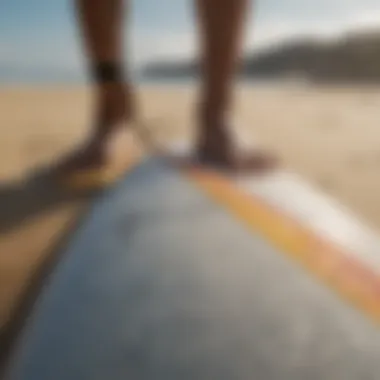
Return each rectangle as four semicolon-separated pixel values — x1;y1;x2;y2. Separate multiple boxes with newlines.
55;134;112;176
55;84;141;180
195;121;278;174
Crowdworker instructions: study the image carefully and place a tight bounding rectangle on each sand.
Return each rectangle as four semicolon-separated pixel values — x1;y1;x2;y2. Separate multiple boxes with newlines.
1;83;380;361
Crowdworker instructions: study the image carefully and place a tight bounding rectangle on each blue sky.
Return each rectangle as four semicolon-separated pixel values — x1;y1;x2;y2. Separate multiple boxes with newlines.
1;0;380;83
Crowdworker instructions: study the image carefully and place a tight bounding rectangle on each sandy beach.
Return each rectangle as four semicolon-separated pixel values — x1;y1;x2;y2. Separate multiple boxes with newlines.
1;83;380;363
3;83;375;227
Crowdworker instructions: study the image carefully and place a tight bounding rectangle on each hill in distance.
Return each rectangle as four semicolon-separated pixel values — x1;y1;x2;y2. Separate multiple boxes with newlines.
141;29;380;84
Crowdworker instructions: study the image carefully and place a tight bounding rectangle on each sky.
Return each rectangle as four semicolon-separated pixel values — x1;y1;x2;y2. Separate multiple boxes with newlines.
1;0;380;83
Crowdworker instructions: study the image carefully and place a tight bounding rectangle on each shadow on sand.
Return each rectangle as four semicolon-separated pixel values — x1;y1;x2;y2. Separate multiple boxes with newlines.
0;164;98;373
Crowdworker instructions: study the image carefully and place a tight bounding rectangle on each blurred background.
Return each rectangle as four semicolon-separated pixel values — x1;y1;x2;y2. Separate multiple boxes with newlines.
2;0;380;371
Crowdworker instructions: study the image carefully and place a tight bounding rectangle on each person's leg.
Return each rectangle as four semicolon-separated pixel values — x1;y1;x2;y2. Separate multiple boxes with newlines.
59;0;134;173
195;0;275;171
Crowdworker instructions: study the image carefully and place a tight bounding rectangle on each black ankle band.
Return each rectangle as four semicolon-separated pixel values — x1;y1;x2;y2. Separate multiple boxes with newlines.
92;62;123;83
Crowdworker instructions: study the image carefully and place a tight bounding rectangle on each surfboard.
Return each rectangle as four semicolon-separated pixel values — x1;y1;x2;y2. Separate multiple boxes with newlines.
5;132;380;380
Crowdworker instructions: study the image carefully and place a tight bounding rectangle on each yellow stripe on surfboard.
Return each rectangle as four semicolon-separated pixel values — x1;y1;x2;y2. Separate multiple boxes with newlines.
186;168;380;325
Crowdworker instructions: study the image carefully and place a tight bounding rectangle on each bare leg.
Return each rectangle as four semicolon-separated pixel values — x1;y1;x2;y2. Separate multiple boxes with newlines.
59;0;134;173
195;0;275;172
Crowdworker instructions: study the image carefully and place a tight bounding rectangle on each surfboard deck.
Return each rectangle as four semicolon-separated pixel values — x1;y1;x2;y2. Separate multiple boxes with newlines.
5;157;380;380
